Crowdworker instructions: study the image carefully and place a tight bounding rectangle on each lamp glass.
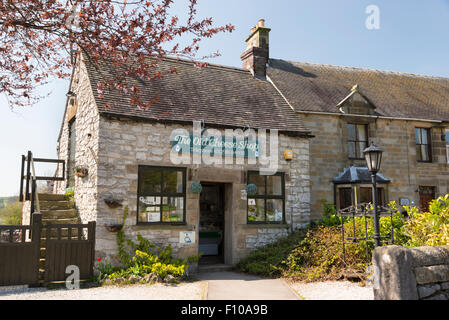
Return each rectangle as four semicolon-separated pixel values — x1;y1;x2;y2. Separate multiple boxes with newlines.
363;143;383;174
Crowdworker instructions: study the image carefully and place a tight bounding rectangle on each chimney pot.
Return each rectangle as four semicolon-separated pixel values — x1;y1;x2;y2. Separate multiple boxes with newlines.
250;27;256;33
258;19;265;27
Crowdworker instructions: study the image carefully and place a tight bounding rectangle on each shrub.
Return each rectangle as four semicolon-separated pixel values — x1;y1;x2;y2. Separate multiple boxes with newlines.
283;226;368;282
97;206;201;285
403;195;449;247
64;187;75;202
235;232;305;277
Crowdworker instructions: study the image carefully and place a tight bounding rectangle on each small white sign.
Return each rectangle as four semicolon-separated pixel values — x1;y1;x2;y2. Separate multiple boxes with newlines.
241;189;247;200
180;231;196;245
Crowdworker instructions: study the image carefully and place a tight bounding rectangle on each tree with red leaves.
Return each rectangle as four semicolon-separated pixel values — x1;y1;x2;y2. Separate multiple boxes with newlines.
0;0;234;108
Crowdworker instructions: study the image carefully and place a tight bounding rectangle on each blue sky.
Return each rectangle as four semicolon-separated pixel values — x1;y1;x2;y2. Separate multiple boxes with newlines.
1;0;449;196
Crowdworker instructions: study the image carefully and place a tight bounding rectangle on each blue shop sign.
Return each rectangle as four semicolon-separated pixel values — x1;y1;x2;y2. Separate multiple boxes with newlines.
171;134;260;158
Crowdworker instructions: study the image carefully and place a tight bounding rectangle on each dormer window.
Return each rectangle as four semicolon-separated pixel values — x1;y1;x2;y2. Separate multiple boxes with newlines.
347;123;368;159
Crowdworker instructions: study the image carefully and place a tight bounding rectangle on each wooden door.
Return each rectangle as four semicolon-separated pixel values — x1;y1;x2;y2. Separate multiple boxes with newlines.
419;186;435;212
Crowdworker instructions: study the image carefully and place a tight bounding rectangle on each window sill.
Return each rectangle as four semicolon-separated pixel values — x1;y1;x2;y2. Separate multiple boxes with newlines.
241;224;289;229
132;224;194;231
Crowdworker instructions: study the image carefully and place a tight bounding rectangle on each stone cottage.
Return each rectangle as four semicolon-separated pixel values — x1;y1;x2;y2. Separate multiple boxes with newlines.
51;18;449;265
53;20;313;265
266;59;449;219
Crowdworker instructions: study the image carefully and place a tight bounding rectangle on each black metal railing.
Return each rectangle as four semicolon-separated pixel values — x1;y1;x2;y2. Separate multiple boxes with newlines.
337;203;396;263
19;151;66;225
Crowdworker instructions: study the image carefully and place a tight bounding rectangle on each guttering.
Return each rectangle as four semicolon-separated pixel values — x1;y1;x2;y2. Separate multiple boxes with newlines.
100;111;315;138
295;109;445;124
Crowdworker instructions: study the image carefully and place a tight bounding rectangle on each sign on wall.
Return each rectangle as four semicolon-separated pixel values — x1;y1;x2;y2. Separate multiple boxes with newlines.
172;134;260;158
399;198;410;206
179;231;196;245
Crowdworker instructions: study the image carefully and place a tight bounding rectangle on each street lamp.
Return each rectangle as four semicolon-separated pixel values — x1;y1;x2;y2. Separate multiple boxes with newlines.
363;142;383;247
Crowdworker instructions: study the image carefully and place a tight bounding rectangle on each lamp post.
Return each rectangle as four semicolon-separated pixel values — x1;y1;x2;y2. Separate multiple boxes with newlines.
363;142;383;247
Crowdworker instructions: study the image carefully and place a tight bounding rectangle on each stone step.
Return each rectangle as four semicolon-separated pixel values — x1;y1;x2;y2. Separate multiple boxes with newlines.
41;227;82;239
38;193;69;201
41;209;77;219
39;201;75;211
42;217;79;225
198;264;233;273
39;258;45;270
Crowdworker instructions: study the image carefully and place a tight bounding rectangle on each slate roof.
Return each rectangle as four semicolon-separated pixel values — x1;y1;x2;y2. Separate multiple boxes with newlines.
267;59;449;121
333;166;391;185
84;57;312;136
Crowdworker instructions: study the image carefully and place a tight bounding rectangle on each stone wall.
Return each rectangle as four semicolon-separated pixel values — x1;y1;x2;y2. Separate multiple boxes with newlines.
95;116;311;264
373;245;449;300
21;200;31;226
54;59;100;224
299;112;449;220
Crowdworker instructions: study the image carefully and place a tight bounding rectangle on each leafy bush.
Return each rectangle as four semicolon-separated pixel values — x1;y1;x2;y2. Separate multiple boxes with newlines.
284;226;367;282
64;187;75;202
96;206;201;285
237;200;407;282
311;199;344;227
403;195;449;247
235;232;305;277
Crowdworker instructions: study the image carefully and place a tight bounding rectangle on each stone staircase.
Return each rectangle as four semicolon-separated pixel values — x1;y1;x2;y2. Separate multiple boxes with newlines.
37;193;79;281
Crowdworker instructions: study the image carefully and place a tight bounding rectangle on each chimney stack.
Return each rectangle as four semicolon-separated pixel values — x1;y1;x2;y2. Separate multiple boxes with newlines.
240;19;271;78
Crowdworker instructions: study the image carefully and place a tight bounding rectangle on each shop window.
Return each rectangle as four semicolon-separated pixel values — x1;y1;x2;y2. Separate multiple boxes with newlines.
415;128;432;162
347;123;368;159
247;172;285;224
137;166;186;224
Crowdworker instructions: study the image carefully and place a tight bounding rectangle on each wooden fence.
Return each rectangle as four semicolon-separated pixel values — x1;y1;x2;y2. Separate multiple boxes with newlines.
0;214;96;286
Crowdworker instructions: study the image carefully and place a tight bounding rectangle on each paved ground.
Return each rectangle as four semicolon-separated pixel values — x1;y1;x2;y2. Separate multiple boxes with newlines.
288;280;374;300
197;272;299;300
0;272;373;300
0;282;205;300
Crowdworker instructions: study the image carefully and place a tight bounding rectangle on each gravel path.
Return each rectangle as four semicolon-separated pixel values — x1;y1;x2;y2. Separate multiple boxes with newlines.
0;282;206;300
287;280;374;300
0;277;373;300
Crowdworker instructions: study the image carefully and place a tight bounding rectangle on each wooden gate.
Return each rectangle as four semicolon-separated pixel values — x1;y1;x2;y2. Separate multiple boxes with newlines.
44;222;96;282
0;214;96;286
0;214;42;286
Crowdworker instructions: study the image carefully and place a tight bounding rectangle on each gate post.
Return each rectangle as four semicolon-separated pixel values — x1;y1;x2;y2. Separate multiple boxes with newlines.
30;213;42;286
88;221;96;278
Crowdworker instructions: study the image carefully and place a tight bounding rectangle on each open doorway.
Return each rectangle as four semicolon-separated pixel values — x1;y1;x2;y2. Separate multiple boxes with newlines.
198;183;225;265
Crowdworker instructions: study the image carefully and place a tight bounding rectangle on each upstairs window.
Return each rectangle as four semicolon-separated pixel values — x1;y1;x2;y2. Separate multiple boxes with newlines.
347;124;368;159
415;128;432;162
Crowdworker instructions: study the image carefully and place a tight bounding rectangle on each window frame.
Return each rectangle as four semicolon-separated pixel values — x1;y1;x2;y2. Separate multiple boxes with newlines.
347;123;369;160
415;128;432;163
246;171;286;225
445;129;449;165
136;166;187;225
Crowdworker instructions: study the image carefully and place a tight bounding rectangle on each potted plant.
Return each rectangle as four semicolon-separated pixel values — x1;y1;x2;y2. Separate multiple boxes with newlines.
74;166;88;178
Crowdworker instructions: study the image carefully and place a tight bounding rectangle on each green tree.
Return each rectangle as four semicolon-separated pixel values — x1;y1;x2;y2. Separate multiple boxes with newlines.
0;202;22;225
